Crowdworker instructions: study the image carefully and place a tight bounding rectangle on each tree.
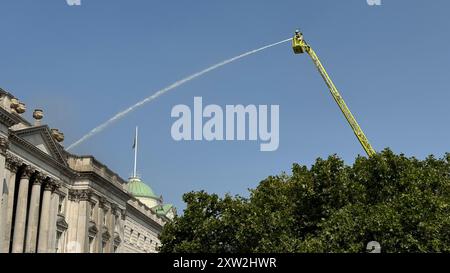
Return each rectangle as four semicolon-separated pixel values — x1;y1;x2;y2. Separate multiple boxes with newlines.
159;149;450;253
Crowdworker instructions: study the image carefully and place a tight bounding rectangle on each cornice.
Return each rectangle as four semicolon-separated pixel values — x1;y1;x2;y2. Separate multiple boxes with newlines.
0;107;21;127
76;171;130;201
13;125;67;166
125;202;164;233
65;152;128;185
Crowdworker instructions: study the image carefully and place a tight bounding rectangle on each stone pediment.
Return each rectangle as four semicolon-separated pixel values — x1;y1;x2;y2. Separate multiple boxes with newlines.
13;125;67;166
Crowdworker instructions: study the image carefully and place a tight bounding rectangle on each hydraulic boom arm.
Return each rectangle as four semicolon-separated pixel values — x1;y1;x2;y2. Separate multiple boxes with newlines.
292;30;376;157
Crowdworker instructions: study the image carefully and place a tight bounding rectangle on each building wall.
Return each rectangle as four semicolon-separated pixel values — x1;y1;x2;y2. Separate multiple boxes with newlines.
122;199;165;253
123;214;160;253
0;90;170;253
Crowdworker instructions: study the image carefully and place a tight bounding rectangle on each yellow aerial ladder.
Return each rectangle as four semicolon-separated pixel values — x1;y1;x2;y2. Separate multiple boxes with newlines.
292;30;376;157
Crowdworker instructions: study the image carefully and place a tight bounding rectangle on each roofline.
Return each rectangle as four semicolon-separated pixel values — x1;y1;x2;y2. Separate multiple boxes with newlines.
0;87;15;99
65;152;128;185
8;131;77;178
13;125;68;166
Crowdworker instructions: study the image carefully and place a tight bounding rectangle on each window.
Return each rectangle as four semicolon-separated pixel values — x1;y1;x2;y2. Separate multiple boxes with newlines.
103;209;107;225
137;233;141;246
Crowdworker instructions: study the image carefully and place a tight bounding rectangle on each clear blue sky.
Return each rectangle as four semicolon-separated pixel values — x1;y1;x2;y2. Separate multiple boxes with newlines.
1;0;449;211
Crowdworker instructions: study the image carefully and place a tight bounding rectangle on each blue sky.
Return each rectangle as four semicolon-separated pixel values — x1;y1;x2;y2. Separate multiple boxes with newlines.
1;0;449;211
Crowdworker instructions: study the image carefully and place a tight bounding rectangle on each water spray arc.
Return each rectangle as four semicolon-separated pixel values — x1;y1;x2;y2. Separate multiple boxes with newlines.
67;38;291;150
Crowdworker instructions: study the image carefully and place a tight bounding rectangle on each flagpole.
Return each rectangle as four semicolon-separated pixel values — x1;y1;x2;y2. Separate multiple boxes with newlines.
133;126;138;178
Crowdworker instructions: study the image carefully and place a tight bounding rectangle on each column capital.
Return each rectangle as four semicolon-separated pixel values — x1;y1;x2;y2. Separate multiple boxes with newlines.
68;189;92;202
5;153;22;172
99;197;110;210
33;173;47;185
43;178;59;192
88;196;97;207
79;189;92;201
68;189;78;201
53;180;62;192
111;203;119;215
0;136;9;156
43;181;54;191
20;165;34;180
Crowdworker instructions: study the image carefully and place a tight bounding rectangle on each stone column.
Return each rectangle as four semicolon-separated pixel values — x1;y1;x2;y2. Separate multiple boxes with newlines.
109;205;117;252
87;197;96;253
76;190;90;253
1;154;21;253
11;165;33;253
0;137;9;253
97;203;105;253
37;178;56;253
90;200;100;253
66;190;80;253
118;209;126;253
0;168;8;253
104;207;112;253
47;188;60;253
24;173;45;253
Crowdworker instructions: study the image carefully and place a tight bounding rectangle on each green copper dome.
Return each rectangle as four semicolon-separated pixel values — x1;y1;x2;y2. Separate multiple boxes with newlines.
128;177;158;199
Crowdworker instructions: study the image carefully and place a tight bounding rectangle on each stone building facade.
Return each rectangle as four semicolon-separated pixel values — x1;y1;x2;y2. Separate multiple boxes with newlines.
0;88;175;253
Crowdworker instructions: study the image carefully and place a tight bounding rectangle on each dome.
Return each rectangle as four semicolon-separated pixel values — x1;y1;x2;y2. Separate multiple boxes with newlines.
127;177;158;199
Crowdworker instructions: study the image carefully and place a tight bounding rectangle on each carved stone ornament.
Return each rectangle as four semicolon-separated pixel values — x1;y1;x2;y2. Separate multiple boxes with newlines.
20;165;34;180
44;178;58;191
102;227;111;242
33;172;47;185
99;197;109;209
68;189;79;202
111;203;119;216
79;190;91;201
56;214;69;232
5;154;21;172
88;220;98;237
0;137;9;155
113;232;122;246
68;189;92;202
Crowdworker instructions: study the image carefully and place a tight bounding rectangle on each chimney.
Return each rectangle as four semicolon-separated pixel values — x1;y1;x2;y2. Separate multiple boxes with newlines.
33;109;44;126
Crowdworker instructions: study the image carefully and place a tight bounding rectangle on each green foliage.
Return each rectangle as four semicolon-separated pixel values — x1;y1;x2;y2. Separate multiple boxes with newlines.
159;149;450;253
